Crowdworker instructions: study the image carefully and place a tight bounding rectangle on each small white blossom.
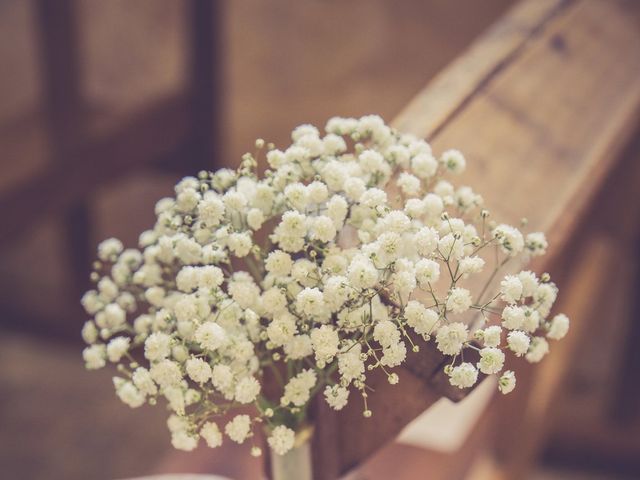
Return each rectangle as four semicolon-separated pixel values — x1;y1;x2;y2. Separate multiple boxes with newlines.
114;379;145;408
212;364;234;394
446;287;472;313
281;369;317;406
526;337;550;363
360;188;387;208
107;337;130;362
296;287;325;317
500;275;523;304
498;370;516;394
411;153;438;178
438;233;464;260
415;259;440;286
397;172;421;196
338;343;365;383
347;257;378;289
195;322;227;351
522;308;541;333
284;334;313;360
201;422;223;448
150;359;182;388
481;325;502;348
185;357;212;384
423;193;444;218
265;250;293;277
526;232;548;256
507;331;530;357
459;256;485;275
268;425;296;455
171;430;199;451
381;341;407;367
228;232;252;257
373;320;401;348
225;415;251;444
493;224;524;256
81;321;98;344
518;271;539;297
98;238;123;261
247;208;265;230
405;301;439;336
478;347;505;374
414;227;439;257
83;344;106;370
132;367;157;396
310;216;337;243
310;325;339;364
440;149;466;174
436;322;468;355
547;313;570;340
502;305;525;330
199;266;224;289
267;314;297;347
198;195;225;226
234;377;261;404
449;362;478;388
324;385;349;410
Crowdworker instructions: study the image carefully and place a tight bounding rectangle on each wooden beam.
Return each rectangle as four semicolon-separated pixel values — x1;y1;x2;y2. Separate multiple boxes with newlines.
34;0;93;297
393;0;571;138
34;0;83;150
0;94;190;246
186;0;223;172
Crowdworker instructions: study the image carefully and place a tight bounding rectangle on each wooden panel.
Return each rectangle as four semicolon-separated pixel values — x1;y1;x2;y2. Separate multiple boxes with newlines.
393;0;568;137
0;94;189;246
320;0;640;477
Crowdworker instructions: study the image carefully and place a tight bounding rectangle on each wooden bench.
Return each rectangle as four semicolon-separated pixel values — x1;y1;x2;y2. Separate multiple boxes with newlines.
307;0;640;478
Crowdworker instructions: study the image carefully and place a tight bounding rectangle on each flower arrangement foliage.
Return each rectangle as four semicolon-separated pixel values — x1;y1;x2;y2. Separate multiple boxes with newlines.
81;115;569;456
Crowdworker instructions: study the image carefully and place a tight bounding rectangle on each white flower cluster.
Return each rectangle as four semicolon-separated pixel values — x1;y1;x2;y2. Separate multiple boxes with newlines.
81;115;568;456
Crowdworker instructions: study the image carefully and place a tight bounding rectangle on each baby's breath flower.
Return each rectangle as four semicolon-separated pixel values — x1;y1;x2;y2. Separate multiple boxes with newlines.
478;347;505;374
449;362;478;388
502;305;525;330
507;331;530;357
281;369;317;407
500;275;523;304
201;421;223;448
481;325;502;348
498;370;516;394
446;287;472;314
185;357;212;384
234;376;261;404
225;415;252;444
81;116;567;457
310;325;339;364
526;337;550;363
324;385;349;410
107;337;130;363
436;322;469;355
268;425;296;455
440;149;466;174
547;313;570;340
83;344;106;370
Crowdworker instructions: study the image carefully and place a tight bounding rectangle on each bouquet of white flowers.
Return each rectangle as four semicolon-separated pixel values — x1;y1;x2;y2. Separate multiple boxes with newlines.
81;115;569;462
